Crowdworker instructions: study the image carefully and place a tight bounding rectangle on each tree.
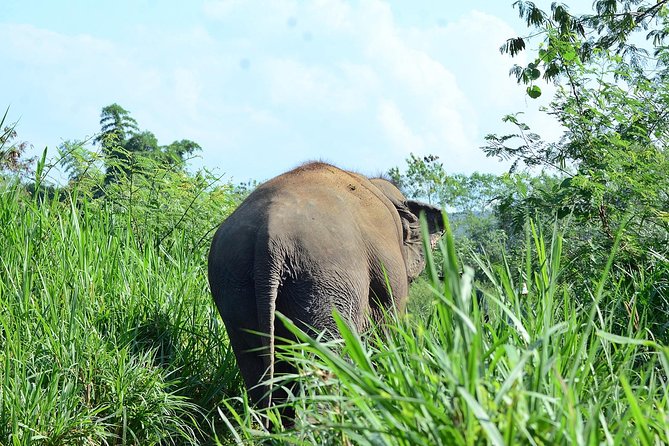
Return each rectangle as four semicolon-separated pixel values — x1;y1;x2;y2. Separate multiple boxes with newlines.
388;153;508;213
389;154;446;205
485;0;669;338
93;104;205;185
94;104;139;184
162;139;201;168
125;131;159;155
0;109;34;177
489;1;669;256
57;140;104;192
501;1;669;98
95;103;139;147
389;153;482;207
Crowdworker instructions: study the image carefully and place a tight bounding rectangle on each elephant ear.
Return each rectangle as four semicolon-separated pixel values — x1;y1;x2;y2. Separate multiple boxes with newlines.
388;197;444;281
406;200;444;236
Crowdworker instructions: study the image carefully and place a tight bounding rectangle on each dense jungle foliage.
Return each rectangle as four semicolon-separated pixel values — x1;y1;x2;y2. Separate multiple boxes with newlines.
1;1;668;444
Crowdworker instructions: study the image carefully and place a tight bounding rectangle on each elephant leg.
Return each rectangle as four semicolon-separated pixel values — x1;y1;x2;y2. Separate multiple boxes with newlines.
269;281;324;426
225;322;271;407
215;284;271;408
269;277;356;426
222;293;297;429
221;283;302;427
270;334;297;427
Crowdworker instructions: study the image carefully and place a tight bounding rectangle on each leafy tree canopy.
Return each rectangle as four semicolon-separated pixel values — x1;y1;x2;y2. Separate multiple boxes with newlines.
94;103;139;149
482;0;669;312
502;0;669;95
76;104;205;185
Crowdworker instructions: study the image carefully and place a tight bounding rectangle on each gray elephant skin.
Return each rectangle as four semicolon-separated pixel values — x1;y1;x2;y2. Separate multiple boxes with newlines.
208;162;443;412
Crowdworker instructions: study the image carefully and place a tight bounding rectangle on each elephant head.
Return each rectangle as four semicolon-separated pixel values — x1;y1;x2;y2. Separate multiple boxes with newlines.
369;178;444;280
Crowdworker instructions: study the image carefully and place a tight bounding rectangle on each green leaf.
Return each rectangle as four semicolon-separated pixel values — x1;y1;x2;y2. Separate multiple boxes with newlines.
332;310;374;374
526;85;542;99
596;330;660;349
562;48;577;62
458;387;505;446
620;375;653;446
529;68;541;80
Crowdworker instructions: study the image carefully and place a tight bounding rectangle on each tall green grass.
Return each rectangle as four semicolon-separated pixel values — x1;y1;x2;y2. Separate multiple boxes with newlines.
0;180;240;444
219;217;669;445
2;175;668;445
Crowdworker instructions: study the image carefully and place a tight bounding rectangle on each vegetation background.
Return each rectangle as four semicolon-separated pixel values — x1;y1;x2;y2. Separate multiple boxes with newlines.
1;1;668;444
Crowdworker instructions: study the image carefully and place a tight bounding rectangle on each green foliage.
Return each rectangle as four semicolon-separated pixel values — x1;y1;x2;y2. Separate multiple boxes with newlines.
0;179;241;444
3;4;669;438
388;154;449;205
124;130;159;155
0;108;35;177
389;154;508;214
487;1;669;341
217;219;669;444
163;139;202;168
3;164;667;443
57;139;105;193
92;104;202;185
96;103;140;145
405;276;435;321
94;103;140;184
100;155;239;250
388;153;515;213
502;0;669;94
0;102;249;442
389;154;535;279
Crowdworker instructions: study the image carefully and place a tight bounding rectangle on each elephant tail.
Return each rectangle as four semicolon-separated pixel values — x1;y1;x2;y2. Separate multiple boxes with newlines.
254;244;283;409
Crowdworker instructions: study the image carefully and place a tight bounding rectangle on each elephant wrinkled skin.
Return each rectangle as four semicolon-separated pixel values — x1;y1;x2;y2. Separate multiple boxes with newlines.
207;162;443;412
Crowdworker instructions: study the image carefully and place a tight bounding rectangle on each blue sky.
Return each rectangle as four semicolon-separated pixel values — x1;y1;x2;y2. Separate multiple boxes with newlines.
2;1;592;183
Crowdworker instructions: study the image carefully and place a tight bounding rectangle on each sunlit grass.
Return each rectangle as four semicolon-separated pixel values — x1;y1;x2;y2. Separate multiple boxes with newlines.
1;176;667;445
217;215;669;445
0;180;239;444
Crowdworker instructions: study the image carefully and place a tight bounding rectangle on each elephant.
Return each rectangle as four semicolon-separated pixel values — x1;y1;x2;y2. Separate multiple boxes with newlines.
207;162;443;417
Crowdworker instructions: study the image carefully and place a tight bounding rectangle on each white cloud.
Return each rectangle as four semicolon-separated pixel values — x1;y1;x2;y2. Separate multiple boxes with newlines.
377;100;424;153
219;0;484;171
0;22;215;159
202;0;299;29
202;0;244;19
2;1;556;182
172;69;202;118
305;0;353;32
0;24;116;66
347;1;481;165
265;58;370;112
